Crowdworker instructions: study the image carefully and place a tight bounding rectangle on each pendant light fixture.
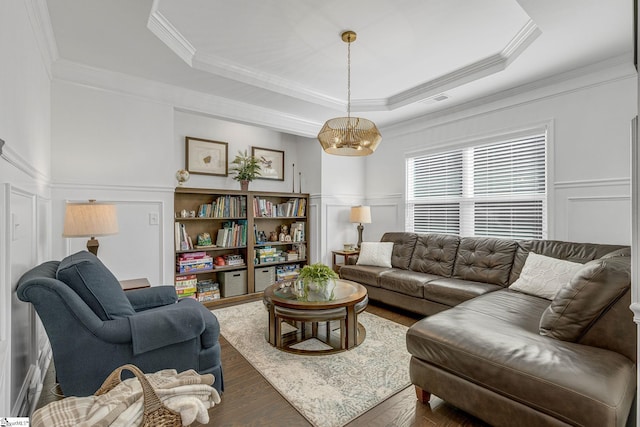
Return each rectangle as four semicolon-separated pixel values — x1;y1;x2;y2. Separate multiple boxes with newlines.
317;31;382;156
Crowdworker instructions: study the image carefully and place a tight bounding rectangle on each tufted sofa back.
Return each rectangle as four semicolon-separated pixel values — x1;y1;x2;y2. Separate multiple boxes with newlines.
380;232;418;269
409;233;460;276
451;237;518;286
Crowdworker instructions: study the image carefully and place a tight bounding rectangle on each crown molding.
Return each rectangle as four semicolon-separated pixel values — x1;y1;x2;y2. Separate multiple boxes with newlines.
23;0;59;79
52;59;321;137
0;141;49;183
147;11;539;114
384;20;541;111
147;2;195;66
382;54;636;139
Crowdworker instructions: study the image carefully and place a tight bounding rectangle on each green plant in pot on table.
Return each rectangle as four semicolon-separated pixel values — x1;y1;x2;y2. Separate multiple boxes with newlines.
230;150;261;191
297;263;339;301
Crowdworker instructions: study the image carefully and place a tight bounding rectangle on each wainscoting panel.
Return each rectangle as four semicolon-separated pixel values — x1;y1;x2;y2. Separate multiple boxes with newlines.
553;178;630;245
65;200;165;284
0;184;9;415
566;196;630;244
9;185;37;416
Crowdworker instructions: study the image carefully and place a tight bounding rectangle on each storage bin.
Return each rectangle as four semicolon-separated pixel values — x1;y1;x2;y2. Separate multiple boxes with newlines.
218;270;247;297
254;266;275;292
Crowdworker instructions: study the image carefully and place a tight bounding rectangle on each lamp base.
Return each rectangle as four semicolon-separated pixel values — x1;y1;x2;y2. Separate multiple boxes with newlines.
86;237;99;256
356;223;364;249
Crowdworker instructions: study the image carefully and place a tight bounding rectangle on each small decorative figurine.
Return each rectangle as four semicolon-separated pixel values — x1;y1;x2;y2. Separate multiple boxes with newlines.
279;225;289;242
269;231;279;242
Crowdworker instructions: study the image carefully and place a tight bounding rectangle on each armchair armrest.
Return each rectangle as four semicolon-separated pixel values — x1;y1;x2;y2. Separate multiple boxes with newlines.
129;298;211;355
125;286;177;311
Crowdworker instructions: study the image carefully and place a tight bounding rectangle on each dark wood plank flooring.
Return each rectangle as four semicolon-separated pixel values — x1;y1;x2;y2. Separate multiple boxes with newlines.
36;302;489;426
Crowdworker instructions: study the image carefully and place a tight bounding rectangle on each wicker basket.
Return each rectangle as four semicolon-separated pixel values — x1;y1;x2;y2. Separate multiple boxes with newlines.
95;364;182;427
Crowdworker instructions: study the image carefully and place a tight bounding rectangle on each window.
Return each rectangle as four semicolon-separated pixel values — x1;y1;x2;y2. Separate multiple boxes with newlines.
406;133;547;239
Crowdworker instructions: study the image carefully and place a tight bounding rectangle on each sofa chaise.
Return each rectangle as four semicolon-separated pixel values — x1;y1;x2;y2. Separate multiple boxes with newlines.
340;232;635;426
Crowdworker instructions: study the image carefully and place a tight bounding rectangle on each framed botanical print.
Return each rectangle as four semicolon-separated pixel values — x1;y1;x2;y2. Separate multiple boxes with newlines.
186;137;228;176
252;147;284;181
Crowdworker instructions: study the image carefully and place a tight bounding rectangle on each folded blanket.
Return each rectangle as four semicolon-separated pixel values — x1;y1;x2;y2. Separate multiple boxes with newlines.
32;368;221;427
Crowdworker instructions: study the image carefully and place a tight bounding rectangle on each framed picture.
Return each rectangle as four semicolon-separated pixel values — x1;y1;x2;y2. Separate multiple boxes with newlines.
186;137;228;176
252;147;284;181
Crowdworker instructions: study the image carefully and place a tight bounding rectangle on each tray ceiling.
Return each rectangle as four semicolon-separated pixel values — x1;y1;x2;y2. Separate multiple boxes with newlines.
46;0;633;136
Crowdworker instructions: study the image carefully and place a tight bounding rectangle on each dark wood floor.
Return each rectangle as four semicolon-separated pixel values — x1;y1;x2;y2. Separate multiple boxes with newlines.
36;302;489;426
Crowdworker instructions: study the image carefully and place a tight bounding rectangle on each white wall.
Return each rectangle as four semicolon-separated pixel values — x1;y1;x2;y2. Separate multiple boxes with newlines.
50;83;310;284
0;0;53;416
366;68;637;245
51;80;175;283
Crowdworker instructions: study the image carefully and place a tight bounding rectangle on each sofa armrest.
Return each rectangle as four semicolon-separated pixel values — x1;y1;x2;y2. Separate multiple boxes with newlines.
125;286;177;311
128;298;211;355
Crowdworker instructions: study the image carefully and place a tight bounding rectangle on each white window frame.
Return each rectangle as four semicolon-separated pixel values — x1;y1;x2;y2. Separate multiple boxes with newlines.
405;125;551;239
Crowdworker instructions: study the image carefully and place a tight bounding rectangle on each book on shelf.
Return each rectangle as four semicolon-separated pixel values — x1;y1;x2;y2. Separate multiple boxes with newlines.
253;197;306;218
215;220;247;248
289;222;305;242
175;222;195;251
197;195;247;218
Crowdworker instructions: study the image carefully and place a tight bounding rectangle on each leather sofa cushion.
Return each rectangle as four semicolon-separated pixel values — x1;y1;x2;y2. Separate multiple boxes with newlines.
423;278;502;306
540;256;630;342
381;232;418;270
509;240;627;284
57;251;135;320
452;237;517;286
409;233;460;277
378;270;440;298
406;290;636;427
339;264;390;287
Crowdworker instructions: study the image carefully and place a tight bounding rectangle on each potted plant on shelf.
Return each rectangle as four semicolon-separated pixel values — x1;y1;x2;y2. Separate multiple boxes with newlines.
297;263;339;301
230;150;261;190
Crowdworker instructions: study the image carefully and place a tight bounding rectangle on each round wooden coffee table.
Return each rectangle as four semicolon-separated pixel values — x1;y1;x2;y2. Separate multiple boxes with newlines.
262;279;368;354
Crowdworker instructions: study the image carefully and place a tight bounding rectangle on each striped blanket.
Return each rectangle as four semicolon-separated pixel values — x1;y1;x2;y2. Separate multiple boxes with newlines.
32;369;221;427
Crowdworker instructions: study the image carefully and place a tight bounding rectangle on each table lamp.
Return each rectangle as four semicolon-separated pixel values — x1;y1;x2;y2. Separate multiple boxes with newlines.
350;206;371;249
63;200;118;256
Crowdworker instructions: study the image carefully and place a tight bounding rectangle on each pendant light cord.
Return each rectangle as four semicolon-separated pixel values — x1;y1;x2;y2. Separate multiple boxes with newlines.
347;37;351;120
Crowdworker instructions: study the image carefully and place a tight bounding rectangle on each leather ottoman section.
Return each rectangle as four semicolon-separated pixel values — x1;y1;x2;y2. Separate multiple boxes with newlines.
410;358;570;427
406;291;636;427
409;233;460;277
339;264;391;287
378;269;440;298
381;232;418;270
452;237;517;286
423;278;502;307
509;240;627;284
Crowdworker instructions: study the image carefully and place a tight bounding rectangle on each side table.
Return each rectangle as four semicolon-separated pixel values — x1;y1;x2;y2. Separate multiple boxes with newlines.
331;249;360;273
119;278;151;291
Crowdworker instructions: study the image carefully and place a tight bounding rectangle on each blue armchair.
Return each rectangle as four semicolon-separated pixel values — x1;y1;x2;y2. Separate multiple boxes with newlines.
16;251;223;397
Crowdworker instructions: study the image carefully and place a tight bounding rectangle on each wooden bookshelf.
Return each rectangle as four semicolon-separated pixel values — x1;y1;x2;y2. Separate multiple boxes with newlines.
174;187;310;308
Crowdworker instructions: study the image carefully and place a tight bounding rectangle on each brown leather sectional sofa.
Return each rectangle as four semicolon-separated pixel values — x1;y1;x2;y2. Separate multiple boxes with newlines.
339;232;636;427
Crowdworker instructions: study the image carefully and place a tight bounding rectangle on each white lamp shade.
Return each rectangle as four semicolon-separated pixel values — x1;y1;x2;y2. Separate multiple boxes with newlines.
350;206;371;224
63;202;118;237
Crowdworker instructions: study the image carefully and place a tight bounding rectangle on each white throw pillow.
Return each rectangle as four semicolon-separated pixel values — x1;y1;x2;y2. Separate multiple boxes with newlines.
509;252;583;300
356;242;394;268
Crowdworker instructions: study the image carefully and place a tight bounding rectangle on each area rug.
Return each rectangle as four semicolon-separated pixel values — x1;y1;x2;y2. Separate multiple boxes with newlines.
211;301;411;427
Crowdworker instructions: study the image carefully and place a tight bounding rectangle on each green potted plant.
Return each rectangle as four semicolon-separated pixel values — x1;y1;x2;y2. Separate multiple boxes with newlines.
297;263;339;301
230;150;261;190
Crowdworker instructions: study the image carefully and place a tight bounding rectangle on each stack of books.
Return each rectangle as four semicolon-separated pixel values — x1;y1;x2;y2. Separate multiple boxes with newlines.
256;246;278;264
196;279;220;302
175;274;197;299
176;252;213;273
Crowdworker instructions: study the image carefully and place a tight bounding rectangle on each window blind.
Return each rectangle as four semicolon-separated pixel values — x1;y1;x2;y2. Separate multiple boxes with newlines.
407;132;546;239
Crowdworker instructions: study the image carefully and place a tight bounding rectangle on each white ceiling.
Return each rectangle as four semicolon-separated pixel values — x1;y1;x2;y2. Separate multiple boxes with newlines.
45;0;634;137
